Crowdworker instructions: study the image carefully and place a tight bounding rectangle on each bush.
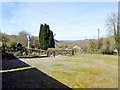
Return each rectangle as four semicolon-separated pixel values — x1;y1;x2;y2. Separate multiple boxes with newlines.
6;41;16;49
101;49;114;55
14;51;23;56
31;52;39;56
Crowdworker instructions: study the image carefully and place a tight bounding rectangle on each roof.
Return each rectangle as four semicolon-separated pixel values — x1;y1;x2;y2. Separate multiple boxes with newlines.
73;45;81;50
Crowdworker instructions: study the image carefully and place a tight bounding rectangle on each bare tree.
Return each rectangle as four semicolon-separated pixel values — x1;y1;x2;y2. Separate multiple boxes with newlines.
17;31;29;47
106;12;120;56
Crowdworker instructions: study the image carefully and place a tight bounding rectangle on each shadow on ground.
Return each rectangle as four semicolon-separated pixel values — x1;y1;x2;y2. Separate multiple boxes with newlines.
2;57;72;89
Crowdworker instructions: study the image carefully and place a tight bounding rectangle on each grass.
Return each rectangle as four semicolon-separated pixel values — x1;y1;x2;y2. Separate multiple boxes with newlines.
0;40;2;46
20;54;118;88
52;63;64;67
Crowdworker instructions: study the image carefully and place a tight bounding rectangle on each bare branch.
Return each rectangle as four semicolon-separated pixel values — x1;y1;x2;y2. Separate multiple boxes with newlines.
105;12;118;36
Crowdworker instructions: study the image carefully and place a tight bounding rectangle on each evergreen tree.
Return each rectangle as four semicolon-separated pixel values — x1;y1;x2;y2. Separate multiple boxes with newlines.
39;23;55;50
39;24;44;49
49;30;55;48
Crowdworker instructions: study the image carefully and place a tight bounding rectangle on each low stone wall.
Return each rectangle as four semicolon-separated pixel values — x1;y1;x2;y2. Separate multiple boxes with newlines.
47;48;74;57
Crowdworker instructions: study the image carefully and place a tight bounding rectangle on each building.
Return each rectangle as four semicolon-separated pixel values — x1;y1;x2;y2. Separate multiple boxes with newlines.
73;45;83;54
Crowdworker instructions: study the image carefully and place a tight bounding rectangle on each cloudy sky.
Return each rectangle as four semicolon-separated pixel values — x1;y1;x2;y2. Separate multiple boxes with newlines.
1;2;118;40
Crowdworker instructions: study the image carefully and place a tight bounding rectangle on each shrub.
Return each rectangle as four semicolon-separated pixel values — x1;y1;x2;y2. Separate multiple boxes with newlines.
101;49;114;55
14;51;23;56
6;41;16;49
31;52;39;56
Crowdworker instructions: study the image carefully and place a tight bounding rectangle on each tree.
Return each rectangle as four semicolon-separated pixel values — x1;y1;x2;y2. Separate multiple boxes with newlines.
49;30;55;48
106;39;110;51
31;36;38;48
106;12;120;56
17;31;28;47
89;40;97;53
7;41;16;49
1;33;10;42
39;23;55;50
39;24;44;49
97;38;103;50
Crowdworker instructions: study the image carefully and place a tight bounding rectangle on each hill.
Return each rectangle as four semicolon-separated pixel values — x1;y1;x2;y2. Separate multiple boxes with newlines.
56;37;115;50
0;32;115;52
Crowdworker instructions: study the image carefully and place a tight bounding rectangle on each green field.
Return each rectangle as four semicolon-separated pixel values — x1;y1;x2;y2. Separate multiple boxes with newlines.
20;54;118;88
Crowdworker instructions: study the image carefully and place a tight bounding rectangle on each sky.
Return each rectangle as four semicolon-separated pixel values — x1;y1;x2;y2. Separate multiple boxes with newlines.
1;2;118;40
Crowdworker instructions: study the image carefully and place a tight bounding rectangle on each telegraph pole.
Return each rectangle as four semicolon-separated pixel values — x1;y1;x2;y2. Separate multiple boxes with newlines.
98;28;100;39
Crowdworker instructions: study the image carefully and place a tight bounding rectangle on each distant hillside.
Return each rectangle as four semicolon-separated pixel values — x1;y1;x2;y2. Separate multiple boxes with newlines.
56;36;115;50
1;32;115;51
58;40;80;43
